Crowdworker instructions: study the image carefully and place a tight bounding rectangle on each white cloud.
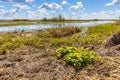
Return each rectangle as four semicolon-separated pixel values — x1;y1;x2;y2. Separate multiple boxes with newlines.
39;2;61;10
0;4;30;17
0;9;5;15
71;12;76;15
70;2;83;9
62;1;68;5
78;10;120;19
106;0;120;6
25;0;34;3
26;8;47;18
1;9;19;17
13;4;30;10
37;8;47;14
0;0;34;3
65;10;114;20
50;10;56;13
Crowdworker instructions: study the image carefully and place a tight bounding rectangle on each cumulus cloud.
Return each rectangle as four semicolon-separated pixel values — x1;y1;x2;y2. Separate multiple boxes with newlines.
50;10;56;13
78;10;119;20
71;12;76;15
91;11;113;17
13;4;30;10
0;0;34;3
39;2;61;10
106;0;120;6
25;8;48;19
62;1;68;5
37;8;47;14
0;9;19;17
26;8;47;17
70;2;83;9
25;0;33;3
0;9;5;15
0;4;30;17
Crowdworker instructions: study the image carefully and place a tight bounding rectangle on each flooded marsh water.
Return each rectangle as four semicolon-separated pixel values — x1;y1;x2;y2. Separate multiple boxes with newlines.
0;21;113;32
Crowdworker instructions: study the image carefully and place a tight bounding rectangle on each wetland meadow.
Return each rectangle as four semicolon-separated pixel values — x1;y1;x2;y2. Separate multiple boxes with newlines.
0;0;120;80
0;19;120;80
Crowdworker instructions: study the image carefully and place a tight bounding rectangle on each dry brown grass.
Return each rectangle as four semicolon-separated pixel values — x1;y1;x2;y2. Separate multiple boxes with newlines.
47;27;82;37
115;20;120;25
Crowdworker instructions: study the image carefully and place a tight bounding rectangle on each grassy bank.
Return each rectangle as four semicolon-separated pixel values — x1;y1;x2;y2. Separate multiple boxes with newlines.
0;19;114;26
0;23;120;79
0;19;87;27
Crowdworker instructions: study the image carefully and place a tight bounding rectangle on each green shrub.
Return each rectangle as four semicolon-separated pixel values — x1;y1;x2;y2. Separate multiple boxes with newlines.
63;52;83;67
56;46;101;68
56;46;77;58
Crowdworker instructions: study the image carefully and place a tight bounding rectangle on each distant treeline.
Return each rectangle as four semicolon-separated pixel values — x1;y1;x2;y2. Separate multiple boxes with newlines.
0;19;34;22
0;19;117;22
0;16;118;22
41;15;65;21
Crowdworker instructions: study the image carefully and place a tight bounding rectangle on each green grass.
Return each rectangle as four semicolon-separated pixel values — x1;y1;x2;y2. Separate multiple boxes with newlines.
48;23;120;47
0;22;120;54
87;23;120;36
0;22;35;26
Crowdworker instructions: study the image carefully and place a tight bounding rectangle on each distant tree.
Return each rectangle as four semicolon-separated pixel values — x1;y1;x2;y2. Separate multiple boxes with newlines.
93;19;99;21
42;17;47;21
58;15;62;21
41;15;65;21
119;16;120;20
58;15;65;21
51;17;58;21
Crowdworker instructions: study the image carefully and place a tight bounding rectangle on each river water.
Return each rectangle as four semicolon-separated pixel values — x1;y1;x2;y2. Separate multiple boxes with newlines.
0;21;113;32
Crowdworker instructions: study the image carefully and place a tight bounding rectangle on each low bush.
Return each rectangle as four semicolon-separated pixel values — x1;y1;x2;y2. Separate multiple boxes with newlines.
56;46;77;58
47;27;82;37
115;20;120;25
56;46;101;68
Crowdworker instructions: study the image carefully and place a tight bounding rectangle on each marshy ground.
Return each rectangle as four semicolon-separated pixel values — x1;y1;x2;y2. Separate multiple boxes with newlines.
0;22;120;80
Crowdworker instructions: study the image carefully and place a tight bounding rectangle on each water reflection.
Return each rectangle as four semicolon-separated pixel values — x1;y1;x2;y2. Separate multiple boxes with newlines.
0;21;113;32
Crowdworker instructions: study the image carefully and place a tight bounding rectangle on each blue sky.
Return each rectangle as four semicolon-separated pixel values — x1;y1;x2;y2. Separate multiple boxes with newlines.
0;0;120;19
